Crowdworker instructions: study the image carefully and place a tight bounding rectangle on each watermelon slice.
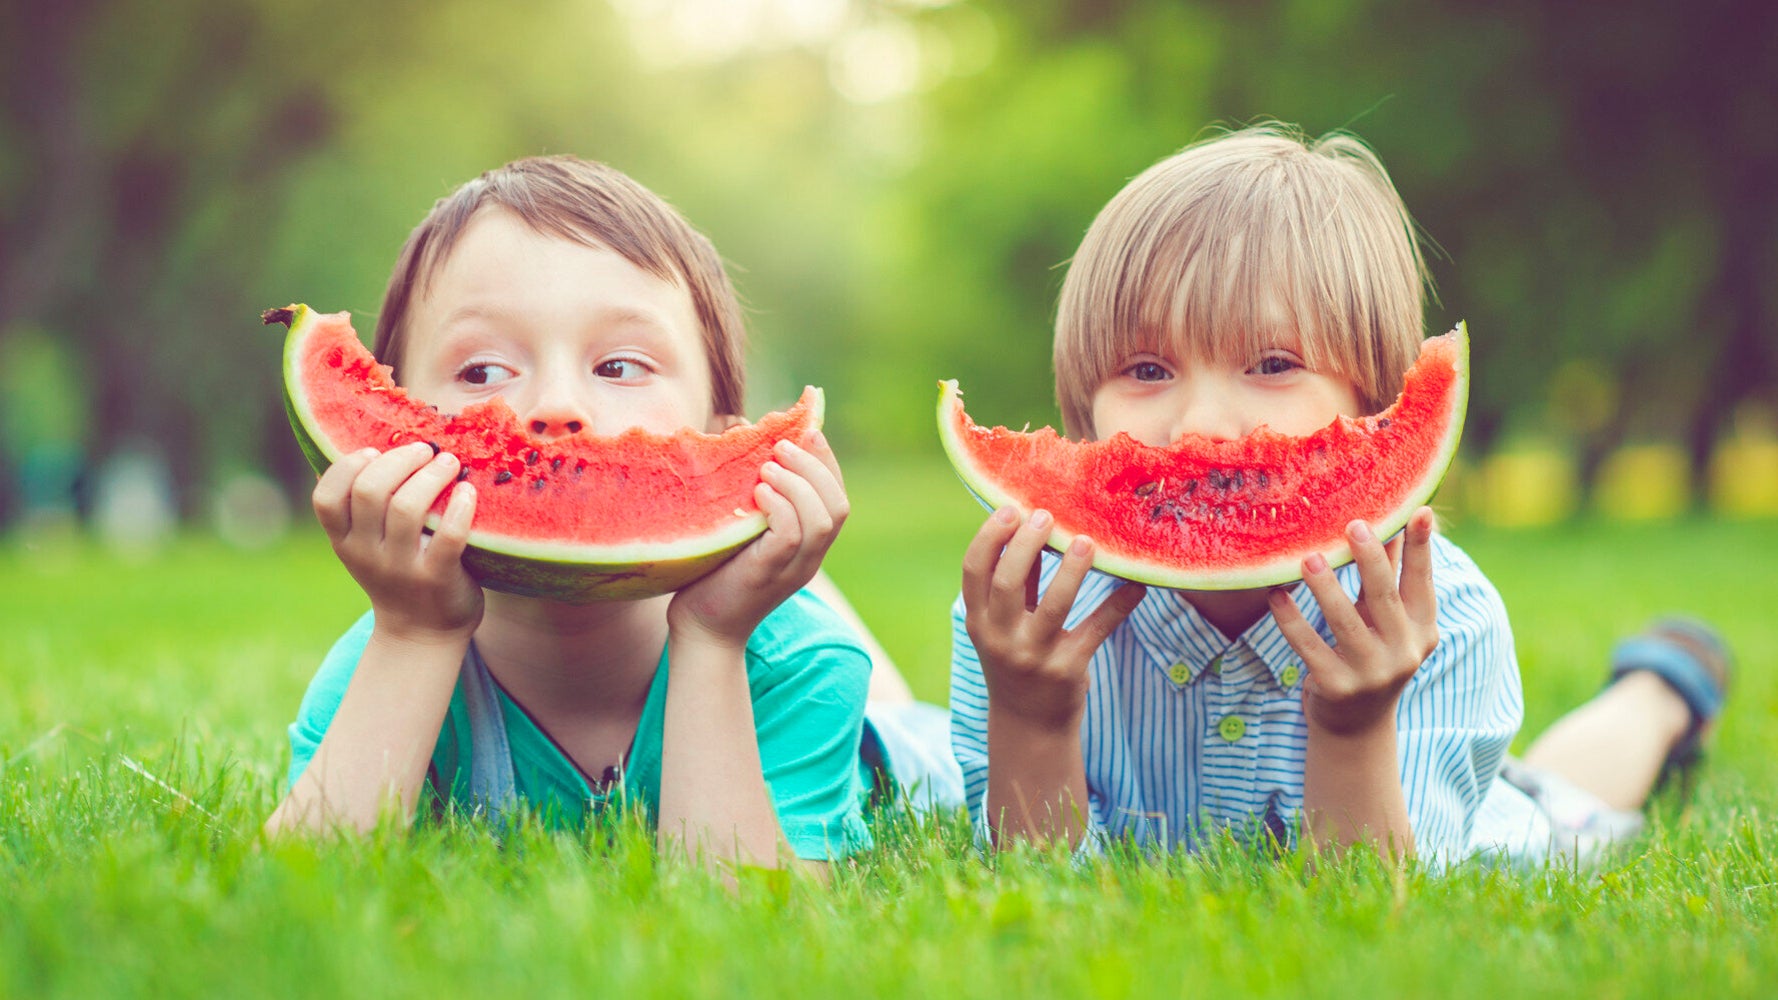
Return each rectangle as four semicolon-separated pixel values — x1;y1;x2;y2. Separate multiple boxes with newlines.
266;304;822;602
937;325;1468;590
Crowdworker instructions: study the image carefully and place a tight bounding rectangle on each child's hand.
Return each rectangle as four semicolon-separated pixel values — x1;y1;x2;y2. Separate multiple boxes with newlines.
312;442;483;642
962;508;1146;732
667;431;849;649
1269;507;1439;736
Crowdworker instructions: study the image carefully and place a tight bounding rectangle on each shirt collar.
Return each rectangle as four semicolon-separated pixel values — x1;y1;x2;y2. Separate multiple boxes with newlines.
1125;562;1357;689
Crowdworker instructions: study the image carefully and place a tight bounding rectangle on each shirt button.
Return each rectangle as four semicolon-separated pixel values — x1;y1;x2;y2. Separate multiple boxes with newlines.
1281;664;1301;688
1210;656;1225;673
1168;662;1190;685
1218;715;1246;742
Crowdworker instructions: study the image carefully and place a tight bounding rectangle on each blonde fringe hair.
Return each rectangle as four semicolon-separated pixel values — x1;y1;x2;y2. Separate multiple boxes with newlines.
1054;124;1431;439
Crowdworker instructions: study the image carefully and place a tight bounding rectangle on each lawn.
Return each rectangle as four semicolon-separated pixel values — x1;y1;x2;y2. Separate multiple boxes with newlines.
2;457;1773;997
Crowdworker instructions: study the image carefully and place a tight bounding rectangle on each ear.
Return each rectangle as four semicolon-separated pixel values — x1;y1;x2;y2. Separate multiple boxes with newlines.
706;412;746;434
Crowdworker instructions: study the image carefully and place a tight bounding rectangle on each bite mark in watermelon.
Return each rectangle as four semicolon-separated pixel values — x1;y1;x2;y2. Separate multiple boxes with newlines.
937;325;1469;590
266;304;823;602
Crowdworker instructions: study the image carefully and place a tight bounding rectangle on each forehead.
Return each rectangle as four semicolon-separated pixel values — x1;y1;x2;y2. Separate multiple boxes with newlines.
408;209;702;348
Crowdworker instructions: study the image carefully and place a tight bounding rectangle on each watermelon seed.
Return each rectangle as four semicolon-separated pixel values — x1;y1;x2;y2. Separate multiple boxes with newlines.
425;441;440;456
574;460;587;474
457;469;471;482
1378;418;1392;428
533;479;546;491
525;450;540;466
495;471;514;484
1257;470;1269;489
1206;469;1244;492
1134;482;1158;497
1184;479;1199;496
551;457;564;472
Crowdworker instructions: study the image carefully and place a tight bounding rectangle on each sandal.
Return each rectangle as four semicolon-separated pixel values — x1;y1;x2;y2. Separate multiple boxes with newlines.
1607;616;1732;796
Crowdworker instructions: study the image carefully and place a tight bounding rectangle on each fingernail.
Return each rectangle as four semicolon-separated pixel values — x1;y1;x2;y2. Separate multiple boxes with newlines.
1348;521;1372;543
993;507;1018;525
762;461;782;476
1030;509;1052;529
1069;536;1092;557
1304;553;1328;574
777;438;803;456
358;448;379;458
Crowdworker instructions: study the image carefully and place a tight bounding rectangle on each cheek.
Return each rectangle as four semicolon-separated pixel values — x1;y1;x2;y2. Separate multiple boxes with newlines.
1090;392;1162;446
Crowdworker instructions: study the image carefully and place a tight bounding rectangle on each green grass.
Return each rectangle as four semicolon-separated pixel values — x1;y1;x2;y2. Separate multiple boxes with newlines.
3;457;1776;998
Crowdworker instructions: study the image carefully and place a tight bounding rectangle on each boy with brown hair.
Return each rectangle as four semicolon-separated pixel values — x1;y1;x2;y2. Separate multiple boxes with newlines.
266;156;872;870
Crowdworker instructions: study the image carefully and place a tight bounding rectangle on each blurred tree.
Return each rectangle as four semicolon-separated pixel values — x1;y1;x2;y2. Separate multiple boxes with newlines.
4;0;1770;524
865;0;1776;506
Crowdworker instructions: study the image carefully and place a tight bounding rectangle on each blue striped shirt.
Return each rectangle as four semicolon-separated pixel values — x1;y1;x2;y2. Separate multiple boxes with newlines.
949;533;1523;861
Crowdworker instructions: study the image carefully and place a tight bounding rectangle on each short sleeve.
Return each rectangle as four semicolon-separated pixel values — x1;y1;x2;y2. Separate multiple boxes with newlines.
745;591;875;859
1395;539;1524;864
285;611;377;789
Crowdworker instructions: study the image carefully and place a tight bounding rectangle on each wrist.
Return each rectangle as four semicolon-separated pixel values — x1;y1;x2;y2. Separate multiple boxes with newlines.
370;618;476;654
1305;716;1399;765
668;617;752;659
989;701;1083;747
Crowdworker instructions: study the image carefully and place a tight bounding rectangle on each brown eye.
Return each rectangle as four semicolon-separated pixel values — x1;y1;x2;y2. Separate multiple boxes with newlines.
595;358;649;380
458;363;514;386
1250;355;1300;376
1128;362;1170;382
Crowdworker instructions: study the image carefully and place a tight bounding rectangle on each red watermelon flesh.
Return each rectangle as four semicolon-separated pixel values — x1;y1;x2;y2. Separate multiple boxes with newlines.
937;325;1468;590
267;304;822;602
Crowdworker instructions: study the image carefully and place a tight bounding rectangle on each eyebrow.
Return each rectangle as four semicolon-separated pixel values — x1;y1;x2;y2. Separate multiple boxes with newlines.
436;303;680;340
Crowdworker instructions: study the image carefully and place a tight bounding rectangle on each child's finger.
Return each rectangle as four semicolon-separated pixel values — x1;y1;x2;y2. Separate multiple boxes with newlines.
989;510;1052;618
1300;552;1372;655
961;508;1021;613
754;480;804;560
774;438;848;520
1267;588;1342;677
386;452;462;553
1398;508;1438;626
1062;579;1146;657
423;481;477;571
1346;520;1409;638
797;430;847;494
350;442;436;542
313;449;378;538
1033;535;1096;636
760;460;833;540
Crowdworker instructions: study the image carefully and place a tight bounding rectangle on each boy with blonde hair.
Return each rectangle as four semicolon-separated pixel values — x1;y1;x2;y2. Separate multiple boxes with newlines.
950;124;1731;864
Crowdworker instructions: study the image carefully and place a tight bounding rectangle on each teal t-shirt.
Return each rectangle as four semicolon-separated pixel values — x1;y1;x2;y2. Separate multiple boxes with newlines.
285;589;874;858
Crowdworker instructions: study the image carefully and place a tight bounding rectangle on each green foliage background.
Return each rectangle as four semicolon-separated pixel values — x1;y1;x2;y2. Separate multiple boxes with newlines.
2;0;1775;518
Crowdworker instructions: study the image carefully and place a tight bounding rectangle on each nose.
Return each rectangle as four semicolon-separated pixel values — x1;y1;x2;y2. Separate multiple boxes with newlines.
519;374;590;439
530;415;583;437
1169;382;1246;443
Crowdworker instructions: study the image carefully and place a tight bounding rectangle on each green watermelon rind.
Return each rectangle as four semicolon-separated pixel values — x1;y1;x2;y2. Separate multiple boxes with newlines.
276;304;820;602
936;324;1469;591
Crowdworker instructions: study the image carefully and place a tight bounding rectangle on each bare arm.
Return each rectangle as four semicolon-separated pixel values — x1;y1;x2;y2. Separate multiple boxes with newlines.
265;442;482;836
655;633;785;868
265;628;466;834
658;431;852;874
965;509;1144;849
1270;509;1440;858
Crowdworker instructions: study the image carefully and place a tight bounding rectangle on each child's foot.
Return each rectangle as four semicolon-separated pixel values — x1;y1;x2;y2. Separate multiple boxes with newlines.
1608;617;1732;795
